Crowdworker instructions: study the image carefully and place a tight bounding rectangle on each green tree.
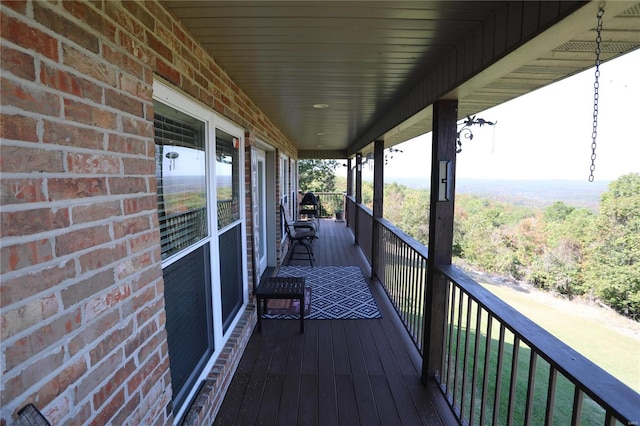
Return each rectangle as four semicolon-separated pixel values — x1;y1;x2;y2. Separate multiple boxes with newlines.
585;173;640;316
298;159;338;192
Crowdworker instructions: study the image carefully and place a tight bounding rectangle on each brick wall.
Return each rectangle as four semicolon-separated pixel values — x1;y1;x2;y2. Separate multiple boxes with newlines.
1;1;296;424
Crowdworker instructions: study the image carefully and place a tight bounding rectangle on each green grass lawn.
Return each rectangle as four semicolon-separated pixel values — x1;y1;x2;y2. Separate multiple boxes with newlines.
438;277;639;425
477;280;640;394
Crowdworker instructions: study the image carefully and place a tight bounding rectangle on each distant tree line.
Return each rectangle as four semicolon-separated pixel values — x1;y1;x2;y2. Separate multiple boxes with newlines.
300;160;638;318
353;173;640;319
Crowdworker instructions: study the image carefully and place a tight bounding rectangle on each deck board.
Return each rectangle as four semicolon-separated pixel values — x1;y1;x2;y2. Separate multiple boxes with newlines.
213;219;451;425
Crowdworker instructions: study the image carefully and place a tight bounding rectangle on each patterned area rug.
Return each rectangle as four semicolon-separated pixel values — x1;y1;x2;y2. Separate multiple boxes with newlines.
264;266;382;320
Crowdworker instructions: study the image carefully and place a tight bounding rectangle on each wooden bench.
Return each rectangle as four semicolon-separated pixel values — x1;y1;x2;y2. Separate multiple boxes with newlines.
255;276;305;333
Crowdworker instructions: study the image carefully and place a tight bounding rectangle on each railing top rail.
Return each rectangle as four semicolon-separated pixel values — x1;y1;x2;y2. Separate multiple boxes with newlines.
436;263;640;424
377;217;429;259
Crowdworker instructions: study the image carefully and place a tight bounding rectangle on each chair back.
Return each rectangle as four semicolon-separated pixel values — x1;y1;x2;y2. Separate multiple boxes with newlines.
280;204;293;236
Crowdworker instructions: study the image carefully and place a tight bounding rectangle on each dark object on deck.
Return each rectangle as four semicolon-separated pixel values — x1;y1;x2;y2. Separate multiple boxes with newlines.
255;276;306;333
14;404;51;426
299;192;320;228
281;205;317;266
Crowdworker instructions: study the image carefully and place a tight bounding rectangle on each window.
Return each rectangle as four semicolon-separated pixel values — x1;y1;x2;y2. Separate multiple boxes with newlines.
153;81;248;421
153;100;213;413
154;106;208;259
215;130;240;230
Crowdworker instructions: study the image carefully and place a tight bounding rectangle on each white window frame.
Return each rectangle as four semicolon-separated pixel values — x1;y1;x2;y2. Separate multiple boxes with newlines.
153;80;248;424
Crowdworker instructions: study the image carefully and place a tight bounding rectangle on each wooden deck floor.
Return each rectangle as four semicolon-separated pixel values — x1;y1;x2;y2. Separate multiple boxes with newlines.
214;219;453;425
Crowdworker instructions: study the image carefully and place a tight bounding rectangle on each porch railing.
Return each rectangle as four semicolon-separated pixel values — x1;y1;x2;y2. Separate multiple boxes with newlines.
314;191;346;218
345;197;638;426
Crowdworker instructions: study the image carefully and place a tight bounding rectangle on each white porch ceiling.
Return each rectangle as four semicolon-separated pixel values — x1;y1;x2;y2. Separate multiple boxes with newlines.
160;1;640;158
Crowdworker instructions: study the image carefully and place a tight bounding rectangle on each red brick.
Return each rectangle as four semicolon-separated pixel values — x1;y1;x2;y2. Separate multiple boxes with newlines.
63;98;119;129
55;224;111;256
92;359;135;409
0;114;39;142
121;116;153;138
0;14;59;61
141;355;169;397
105;1;145;39
1;46;36;81
1;347;65;403
0;207;69;237
119;73;152;100
0;145;64;173
128;229;160;254
34;2;99;53
0;178;46;204
103;40;147;77
1;77;61;117
126;352;159;395
60;268;115;309
83;283;130;322
107;134;148;156
129;266;162;294
154;58;180;87
111;392;141;426
0;260;74;311
66;152;121;174
0;238;54;275
62;0;116;43
108;176;147;195
1;293;59;341
89;320;134;366
89;388;125;426
113;215;150;239
123;195;157;215
136;328;164;364
1;1;27;14
121;1;155;31
57;401;92;426
40;64;102;103
71;200;122;224
47;177;107;201
124;319;157;358
115;252;153;283
105;88;144;117
42;119;105;149
8;320;88;378
74;349;124;401
68;310;120;356
154;25;180;62
122;157;155;175
78;242;127;274
36;358;88;420
62;44;116;86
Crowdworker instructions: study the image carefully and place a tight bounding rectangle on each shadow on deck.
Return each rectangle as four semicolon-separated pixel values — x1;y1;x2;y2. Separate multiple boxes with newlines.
213;219;454;425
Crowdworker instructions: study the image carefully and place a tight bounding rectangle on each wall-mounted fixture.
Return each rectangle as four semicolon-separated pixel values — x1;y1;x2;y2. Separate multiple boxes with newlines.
438;160;452;202
456;115;496;153
385;147;403;165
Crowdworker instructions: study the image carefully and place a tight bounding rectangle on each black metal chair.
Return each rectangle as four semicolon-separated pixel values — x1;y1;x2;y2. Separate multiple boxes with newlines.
281;204;317;266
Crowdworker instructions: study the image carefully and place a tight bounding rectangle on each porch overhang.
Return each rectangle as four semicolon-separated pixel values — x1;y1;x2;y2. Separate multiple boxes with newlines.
162;1;640;158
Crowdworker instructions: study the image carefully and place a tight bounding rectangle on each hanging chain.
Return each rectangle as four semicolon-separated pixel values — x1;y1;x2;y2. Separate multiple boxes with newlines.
589;8;604;182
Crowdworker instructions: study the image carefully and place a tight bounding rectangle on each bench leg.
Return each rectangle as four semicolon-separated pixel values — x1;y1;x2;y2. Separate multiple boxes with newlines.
256;296;263;332
299;292;304;333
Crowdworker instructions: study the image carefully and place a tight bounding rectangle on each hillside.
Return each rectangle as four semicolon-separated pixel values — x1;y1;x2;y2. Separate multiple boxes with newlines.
386;177;610;211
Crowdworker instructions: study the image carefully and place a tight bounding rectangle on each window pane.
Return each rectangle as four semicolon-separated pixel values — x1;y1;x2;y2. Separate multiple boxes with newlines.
216;129;240;229
154;104;207;259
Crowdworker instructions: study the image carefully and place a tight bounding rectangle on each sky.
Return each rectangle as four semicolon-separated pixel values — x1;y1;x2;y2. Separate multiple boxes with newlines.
382;49;639;182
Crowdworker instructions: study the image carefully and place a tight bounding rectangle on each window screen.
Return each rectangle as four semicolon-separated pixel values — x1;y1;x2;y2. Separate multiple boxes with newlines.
154;107;207;259
215;129;240;229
